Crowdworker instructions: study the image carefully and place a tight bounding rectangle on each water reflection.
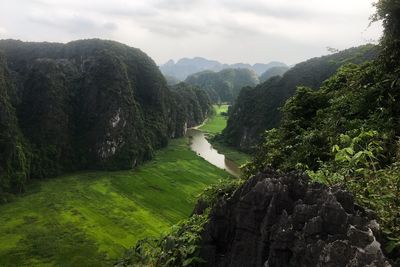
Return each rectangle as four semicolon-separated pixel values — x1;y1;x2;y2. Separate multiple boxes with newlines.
186;128;240;178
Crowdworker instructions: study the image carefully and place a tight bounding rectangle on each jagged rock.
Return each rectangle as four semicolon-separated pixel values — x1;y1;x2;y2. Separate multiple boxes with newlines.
197;169;391;267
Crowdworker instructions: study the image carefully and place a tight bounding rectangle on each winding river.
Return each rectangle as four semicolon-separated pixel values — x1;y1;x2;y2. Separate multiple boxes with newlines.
186;128;241;177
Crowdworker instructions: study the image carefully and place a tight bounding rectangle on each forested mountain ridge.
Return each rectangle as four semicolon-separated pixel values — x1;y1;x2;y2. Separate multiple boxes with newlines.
160;57;287;81
221;44;378;151
185;68;259;103
0;39;212;197
259;66;290;82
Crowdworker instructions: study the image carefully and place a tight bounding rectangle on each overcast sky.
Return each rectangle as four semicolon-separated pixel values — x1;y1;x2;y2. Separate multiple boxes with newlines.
0;0;382;65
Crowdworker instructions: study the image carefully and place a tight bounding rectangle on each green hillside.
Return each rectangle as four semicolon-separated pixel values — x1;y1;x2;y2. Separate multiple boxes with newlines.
222;44;378;151
185;68;259;103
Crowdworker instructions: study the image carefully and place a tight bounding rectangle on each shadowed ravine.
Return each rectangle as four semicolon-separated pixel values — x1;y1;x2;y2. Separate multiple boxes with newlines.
187;128;241;177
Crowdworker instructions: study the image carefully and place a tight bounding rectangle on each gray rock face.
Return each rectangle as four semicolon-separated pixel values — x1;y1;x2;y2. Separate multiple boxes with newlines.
198;169;391;267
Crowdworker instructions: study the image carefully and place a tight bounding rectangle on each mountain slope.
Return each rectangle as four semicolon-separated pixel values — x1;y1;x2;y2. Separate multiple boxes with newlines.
259;66;290;82
221;44;378;151
170;82;213;128
185;68;259;103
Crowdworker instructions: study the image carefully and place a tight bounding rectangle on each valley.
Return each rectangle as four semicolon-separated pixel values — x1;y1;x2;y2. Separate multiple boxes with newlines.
0;1;399;266
0;113;236;266
199;105;251;166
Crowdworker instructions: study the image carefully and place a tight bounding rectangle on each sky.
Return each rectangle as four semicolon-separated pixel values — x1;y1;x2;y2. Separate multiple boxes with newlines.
0;0;383;65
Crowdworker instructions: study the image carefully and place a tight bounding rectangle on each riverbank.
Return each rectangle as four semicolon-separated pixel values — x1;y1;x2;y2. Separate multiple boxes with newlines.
187;128;241;177
199;105;251;166
0;138;229;266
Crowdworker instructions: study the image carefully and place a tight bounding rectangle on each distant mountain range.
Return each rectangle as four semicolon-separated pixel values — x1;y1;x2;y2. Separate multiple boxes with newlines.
185;68;259;103
159;57;287;81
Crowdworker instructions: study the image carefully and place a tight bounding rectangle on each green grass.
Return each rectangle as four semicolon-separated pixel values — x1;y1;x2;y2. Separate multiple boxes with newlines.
0;138;230;267
200;105;251;166
199;105;228;134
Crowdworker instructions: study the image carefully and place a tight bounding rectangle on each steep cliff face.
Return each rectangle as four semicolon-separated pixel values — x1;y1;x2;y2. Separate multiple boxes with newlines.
0;54;30;195
0;39;212;194
197;169;390;267
221;45;378;151
171;82;213;129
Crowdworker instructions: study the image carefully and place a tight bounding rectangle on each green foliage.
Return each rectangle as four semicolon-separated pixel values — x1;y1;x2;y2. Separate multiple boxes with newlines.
241;1;400;255
118;177;240;267
118;214;208;267
0;53;30;196
244;61;398;174
242;2;400;254
372;0;400;71
171;82;213;128
222;45;378;151
331;131;385;175
196;178;242;209
307;130;400;253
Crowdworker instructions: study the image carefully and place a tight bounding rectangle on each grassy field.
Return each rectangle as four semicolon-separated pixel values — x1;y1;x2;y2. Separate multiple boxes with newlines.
200;105;251;166
0;138;230;267
199;105;228;134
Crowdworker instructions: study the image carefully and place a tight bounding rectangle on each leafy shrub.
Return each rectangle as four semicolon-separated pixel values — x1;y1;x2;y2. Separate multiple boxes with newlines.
117;214;209;267
307;130;400;253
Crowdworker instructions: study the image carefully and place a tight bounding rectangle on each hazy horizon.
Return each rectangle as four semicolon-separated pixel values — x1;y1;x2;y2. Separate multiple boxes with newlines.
0;0;383;65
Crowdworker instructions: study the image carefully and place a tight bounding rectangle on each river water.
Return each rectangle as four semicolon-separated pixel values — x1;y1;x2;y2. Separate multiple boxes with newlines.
186;128;241;177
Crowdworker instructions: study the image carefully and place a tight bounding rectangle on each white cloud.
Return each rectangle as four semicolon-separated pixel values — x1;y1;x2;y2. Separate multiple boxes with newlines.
0;26;6;35
0;0;383;65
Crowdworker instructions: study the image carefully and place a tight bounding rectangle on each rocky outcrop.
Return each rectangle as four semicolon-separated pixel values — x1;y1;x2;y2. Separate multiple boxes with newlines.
197;169;391;267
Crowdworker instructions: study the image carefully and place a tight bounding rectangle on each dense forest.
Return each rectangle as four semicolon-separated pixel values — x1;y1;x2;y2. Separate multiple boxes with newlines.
0;39;212;199
170;82;213;128
221;44;378;151
185;68;259;103
119;0;400;266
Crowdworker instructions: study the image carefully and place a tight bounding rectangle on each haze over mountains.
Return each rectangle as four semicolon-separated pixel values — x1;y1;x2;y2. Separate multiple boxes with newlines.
185;68;259;103
160;57;288;81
